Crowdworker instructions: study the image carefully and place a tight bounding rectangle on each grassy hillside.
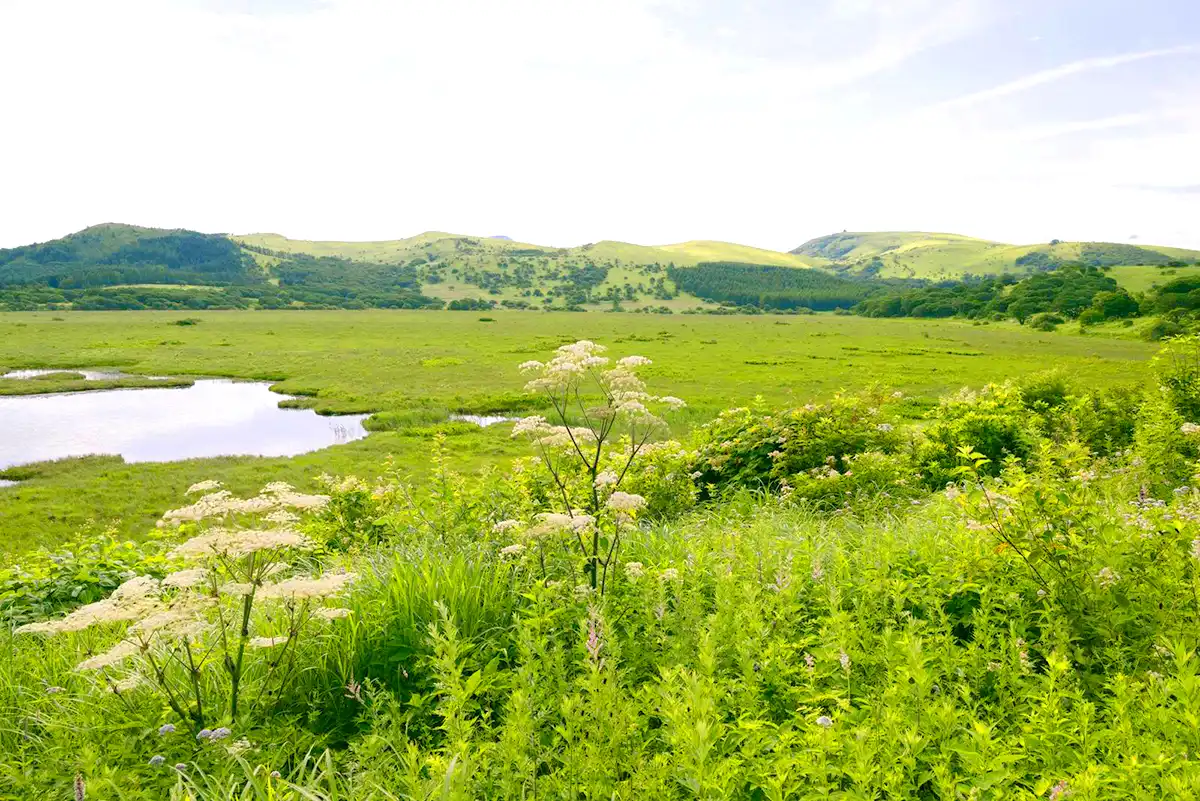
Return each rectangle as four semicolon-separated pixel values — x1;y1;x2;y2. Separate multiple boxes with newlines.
1108;264;1200;293
234;233;827;310
793;231;1200;280
8;225;1199;312
0;225;440;311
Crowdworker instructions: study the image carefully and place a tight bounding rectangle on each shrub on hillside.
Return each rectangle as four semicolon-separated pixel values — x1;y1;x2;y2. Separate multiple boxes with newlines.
1027;311;1064;331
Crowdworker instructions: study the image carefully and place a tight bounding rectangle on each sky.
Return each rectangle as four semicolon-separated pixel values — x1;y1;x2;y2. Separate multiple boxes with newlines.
2;0;1198;251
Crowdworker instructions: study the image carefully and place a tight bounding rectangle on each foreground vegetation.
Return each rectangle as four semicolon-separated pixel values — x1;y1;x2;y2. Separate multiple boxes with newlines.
0;311;1154;551
4;332;1200;798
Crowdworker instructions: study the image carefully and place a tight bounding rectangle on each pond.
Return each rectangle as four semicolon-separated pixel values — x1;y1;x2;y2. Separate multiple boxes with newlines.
2;368;140;380
449;413;518;427
0;380;369;473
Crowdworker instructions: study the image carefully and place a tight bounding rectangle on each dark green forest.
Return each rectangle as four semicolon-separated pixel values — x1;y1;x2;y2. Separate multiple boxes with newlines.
668;262;873;310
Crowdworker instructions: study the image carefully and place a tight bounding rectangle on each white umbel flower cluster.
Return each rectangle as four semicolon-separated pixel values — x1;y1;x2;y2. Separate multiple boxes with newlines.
606;492;647;513
160;483;329;525
17;575;162;634
169;528;312;560
258;572;358;601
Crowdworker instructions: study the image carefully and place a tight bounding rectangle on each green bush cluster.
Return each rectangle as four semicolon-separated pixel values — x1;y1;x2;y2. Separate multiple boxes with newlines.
0;532;172;626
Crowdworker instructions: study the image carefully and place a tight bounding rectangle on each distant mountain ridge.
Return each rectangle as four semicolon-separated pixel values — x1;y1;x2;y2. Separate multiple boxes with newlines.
2;223;1198;312
792;231;1199;280
0;223;256;288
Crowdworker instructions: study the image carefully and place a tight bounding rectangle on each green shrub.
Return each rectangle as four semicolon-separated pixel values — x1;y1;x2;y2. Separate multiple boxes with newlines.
1143;316;1187;341
1134;388;1196;492
688;390;904;496
1028;311;1065;331
918;382;1039;485
787;449;920;510
1152;334;1200;420
0;533;171;626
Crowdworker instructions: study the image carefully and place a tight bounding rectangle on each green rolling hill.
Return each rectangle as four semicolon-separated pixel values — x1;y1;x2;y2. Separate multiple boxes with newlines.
234;232;826;310
0;223;259;288
793;231;1200;281
3;224;1198;313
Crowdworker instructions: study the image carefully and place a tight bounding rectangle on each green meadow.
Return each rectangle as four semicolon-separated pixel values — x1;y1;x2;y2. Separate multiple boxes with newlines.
0;310;1154;552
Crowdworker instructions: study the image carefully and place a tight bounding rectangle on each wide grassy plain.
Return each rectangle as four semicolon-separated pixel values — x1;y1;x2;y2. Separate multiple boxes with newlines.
0;310;1154;552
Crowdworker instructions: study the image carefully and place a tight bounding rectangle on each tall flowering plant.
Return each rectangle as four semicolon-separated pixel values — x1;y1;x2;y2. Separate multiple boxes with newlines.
508;341;684;592
17;482;356;731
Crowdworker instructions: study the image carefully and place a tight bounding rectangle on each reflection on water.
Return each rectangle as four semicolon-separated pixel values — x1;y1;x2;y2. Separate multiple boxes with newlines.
449;413;518;427
0;380;369;471
3;368;136;380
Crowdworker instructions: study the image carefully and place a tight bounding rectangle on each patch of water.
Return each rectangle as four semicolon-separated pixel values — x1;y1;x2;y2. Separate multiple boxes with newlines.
0;379;369;470
0;366;171;383
0;480;14;488
450;413;519;427
2;368;140;380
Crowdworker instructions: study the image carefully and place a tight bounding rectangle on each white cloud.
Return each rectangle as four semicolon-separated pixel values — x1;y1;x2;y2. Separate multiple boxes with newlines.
934;44;1200;110
0;0;1197;251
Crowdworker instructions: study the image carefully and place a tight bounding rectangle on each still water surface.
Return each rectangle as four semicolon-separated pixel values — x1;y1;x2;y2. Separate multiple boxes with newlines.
2;368;137;380
0;380;368;472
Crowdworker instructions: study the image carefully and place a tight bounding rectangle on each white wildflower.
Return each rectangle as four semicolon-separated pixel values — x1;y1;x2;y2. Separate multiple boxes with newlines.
186;480;223;495
492;519;522;533
1095;567;1120;588
607;492;647;513
594;471;618;488
18;576;163;635
226;738;254;756
169;528;312;560
314;607;352;620
259;572;358;601
161;569;209;589
500;543;526;557
265;509;300;525
657;395;686;410
659;568;679;581
625;561;645;578
129;605;209;640
1183;423;1200;436
617;355;651;368
77;640;141;671
161;491;278;524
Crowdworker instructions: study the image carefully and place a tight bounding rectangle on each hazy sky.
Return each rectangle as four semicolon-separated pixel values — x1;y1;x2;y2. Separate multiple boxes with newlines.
3;0;1198;250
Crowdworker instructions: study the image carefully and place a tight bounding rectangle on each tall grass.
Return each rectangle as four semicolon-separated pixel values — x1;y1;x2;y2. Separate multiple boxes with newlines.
6;480;1200;798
